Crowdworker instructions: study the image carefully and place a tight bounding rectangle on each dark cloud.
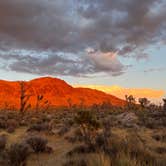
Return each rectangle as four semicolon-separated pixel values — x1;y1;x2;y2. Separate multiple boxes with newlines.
0;0;79;52
0;50;125;76
0;0;165;76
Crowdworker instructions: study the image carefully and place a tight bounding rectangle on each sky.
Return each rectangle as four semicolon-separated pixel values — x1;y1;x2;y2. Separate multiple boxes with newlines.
0;0;165;101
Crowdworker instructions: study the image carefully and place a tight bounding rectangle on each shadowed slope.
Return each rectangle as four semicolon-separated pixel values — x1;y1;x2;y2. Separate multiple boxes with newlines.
0;77;125;110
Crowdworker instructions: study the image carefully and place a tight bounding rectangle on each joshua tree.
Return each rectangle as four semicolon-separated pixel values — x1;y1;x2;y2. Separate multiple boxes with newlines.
101;101;112;110
74;110;101;146
35;94;49;112
67;98;72;110
138;98;150;108
125;95;136;110
35;94;43;112
163;98;166;111
19;81;31;114
79;97;85;109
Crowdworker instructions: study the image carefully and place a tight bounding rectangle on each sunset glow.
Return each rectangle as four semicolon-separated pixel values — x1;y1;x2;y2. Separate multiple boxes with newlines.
73;85;165;103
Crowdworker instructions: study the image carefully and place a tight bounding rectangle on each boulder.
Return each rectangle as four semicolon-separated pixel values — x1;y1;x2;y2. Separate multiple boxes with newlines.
116;112;139;128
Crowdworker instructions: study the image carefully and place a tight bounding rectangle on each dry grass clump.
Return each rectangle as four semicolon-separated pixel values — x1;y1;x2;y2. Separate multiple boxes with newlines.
63;154;88;166
63;158;87;166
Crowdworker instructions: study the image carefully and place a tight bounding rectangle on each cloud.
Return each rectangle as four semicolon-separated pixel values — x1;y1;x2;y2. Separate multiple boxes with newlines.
73;84;165;103
144;67;166;73
0;49;125;76
0;0;165;76
86;49;126;76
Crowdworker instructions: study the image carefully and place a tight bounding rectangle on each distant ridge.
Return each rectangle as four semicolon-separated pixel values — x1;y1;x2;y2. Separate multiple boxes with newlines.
0;77;125;110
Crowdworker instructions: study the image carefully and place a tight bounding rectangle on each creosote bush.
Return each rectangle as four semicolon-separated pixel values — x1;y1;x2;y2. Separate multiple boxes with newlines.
26;136;49;153
7;142;30;166
27;123;51;132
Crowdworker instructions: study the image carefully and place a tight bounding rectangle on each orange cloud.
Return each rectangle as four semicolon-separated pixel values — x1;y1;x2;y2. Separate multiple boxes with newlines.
73;85;165;103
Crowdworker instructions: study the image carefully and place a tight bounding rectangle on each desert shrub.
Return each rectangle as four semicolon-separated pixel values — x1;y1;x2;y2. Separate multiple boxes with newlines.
65;118;74;127
94;120;112;153
91;104;100;112
0;135;7;151
116;133;158;166
143;118;156;129
100;101;113;111
7;126;16;133
67;145;94;157
0;113;7;120
152;134;166;142
7;142;30;166
0;119;7;129
136;109;166;128
0;151;8;166
74;109;101;146
95;133;111;154
29;117;42;125
0;118;18;133
163;98;166;111
152;134;160;141
6;119;19;128
58;126;70;136
95;134;106;148
65;128;83;143
27;123;51;132
89;130;157;165
155;147;166;154
40;113;53;123
73;128;84;142
65;136;78;143
69;112;113;158
19;119;28;126
26;136;49;153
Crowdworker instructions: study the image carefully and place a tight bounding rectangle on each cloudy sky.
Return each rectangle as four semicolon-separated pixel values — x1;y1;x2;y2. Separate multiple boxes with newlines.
0;0;165;101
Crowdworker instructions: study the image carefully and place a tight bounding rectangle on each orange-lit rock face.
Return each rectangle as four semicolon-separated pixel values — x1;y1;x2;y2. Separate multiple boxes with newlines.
0;77;125;110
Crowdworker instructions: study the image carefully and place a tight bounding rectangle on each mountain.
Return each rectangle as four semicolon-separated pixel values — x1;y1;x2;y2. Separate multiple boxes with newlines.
0;77;125;110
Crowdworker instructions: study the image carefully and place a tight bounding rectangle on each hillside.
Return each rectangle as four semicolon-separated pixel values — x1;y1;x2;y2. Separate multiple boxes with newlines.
0;77;125;110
